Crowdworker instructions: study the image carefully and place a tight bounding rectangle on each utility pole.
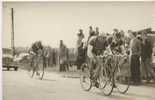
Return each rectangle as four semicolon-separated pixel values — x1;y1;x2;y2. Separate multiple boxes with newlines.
11;8;15;56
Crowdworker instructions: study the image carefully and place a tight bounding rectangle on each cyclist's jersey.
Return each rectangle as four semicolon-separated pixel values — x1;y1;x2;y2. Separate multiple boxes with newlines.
89;35;108;55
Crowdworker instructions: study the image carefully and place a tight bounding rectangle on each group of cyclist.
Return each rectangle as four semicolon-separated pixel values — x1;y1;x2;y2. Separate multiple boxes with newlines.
28;26;129;77
28;27;129;70
26;26;154;95
76;26;129;87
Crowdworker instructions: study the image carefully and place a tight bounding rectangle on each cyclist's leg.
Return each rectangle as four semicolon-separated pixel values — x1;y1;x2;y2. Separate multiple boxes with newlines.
35;56;40;76
94;57;102;79
93;57;104;88
88;58;94;80
30;55;35;67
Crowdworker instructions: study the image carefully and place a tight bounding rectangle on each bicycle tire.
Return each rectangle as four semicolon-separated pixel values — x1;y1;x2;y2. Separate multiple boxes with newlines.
80;63;92;91
114;58;130;94
98;67;107;89
99;63;114;96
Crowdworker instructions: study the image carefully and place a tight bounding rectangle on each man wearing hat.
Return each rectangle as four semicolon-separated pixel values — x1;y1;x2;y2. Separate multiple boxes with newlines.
77;29;84;48
141;32;155;82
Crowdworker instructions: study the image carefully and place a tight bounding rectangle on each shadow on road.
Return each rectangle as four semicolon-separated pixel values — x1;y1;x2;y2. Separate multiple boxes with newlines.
42;78;57;82
96;92;131;100
93;88;155;100
109;94;132;100
142;82;155;88
126;92;155;100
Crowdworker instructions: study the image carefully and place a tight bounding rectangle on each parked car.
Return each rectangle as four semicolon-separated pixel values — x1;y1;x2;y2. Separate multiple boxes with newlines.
2;48;18;71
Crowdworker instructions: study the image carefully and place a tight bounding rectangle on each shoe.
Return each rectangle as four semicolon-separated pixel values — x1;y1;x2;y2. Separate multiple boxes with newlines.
36;72;40;76
95;82;99;88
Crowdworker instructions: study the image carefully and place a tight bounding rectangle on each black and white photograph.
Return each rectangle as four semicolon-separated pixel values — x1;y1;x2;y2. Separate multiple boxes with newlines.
1;1;155;100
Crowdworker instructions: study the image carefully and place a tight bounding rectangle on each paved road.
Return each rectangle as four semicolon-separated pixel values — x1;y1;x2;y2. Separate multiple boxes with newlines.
3;69;155;100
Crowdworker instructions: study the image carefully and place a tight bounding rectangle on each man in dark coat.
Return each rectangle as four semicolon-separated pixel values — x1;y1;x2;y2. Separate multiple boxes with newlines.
141;32;155;81
129;31;142;85
76;29;85;70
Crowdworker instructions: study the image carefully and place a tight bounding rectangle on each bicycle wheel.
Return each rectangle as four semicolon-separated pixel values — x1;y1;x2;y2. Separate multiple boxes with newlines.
98;66;107;89
114;58;130;94
80;63;92;91
99;64;114;96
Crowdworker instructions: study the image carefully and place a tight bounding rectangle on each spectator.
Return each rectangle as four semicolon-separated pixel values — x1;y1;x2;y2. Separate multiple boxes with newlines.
43;46;51;68
129;31;142;85
113;28;119;37
59;40;69;72
120;30;125;37
141;32;155;82
76;29;85;70
95;27;99;36
87;26;95;43
76;29;84;49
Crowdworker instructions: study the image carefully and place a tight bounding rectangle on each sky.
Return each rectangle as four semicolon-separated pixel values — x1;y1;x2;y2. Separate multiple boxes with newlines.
2;2;155;48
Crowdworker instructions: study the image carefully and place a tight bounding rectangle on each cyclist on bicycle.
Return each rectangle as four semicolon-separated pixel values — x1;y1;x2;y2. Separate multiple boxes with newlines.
87;31;108;87
29;41;44;75
107;31;129;84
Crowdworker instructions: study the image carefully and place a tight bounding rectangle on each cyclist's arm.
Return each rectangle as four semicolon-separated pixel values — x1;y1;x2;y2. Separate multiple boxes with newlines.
106;45;113;55
87;45;94;59
87;36;97;59
28;48;35;55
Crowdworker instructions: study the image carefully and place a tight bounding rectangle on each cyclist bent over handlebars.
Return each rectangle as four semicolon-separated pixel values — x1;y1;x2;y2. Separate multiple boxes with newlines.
29;41;44;75
87;32;108;87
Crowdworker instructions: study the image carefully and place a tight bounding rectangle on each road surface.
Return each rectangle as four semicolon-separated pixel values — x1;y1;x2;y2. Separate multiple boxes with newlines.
3;69;155;100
